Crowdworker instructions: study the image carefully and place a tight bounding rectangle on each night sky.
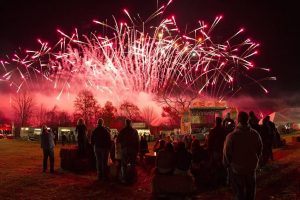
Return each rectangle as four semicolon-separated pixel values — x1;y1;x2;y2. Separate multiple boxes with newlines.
0;0;299;104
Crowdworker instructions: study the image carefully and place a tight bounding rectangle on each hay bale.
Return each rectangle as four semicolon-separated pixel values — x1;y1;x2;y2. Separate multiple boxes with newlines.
60;145;94;172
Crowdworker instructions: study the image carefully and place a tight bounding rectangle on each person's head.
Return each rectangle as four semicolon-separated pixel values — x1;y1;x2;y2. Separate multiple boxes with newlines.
77;118;85;126
97;118;104;126
249;111;255;117
140;136;144;140
226;112;231;119
263;117;268;125
164;142;174;152
266;116;270;121
238;111;249;125
42;125;47;132
125;119;132;127
215;117;222;126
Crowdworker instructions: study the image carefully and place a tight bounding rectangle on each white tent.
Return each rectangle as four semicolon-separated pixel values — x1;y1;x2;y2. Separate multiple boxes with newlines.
259;108;300;131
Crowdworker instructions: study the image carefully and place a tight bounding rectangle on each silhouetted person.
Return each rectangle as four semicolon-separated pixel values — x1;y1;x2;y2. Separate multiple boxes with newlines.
265;116;275;161
76;118;87;156
91;118;111;181
154;139;166;153
118;119;139;183
139;136;149;164
223;111;262;200
191;139;207;165
61;133;67;146
155;142;176;175
223;112;236;134
208;117;227;186
208;117;227;161
249;111;260;133
190;139;208;184
174;142;192;175
53;131;58;145
41;125;55;173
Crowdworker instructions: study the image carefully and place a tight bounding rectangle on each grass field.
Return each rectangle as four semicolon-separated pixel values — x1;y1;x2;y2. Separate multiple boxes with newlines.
0;138;300;200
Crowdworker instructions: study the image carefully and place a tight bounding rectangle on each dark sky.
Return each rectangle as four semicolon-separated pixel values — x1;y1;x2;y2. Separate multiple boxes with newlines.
0;0;299;102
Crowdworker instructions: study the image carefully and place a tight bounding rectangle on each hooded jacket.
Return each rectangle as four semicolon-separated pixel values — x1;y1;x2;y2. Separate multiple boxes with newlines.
223;123;263;174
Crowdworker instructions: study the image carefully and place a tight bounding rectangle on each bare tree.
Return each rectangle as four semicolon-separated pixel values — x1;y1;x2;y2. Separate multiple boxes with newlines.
161;106;181;128
157;94;197;127
157;94;198;116
45;105;58;127
119;101;141;121
0;111;11;124
35;104;47;126
57;111;72;127
101;101;117;127
74;90;100;127
141;106;158;127
12;92;35;127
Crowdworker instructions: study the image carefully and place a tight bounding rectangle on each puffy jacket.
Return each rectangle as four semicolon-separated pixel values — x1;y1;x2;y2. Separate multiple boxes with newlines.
223;123;262;174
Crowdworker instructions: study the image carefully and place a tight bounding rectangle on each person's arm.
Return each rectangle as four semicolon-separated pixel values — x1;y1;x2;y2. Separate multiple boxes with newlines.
257;133;263;158
223;134;233;168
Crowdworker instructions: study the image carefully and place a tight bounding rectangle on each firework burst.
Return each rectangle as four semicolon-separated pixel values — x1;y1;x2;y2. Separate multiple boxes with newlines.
0;1;275;102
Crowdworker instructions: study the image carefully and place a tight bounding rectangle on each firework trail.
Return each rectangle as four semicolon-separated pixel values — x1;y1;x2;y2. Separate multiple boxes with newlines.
0;1;275;101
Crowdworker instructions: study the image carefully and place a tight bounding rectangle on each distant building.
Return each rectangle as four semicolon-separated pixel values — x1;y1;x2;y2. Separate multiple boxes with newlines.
181;99;234;134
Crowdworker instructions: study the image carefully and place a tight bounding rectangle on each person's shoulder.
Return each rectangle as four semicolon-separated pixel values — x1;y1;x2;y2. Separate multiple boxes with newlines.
92;127;99;133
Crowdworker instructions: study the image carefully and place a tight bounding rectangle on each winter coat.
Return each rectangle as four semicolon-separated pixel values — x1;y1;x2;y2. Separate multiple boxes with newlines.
76;124;87;140
91;125;111;149
223;124;263;175
118;125;139;155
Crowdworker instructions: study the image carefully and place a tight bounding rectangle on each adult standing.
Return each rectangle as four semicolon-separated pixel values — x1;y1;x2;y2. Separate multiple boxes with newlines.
91;118;111;181
139;135;149;164
41;125;55;173
118;119;139;183
266;116;275;160
208;117;227;162
249;111;260;133
223;112;263;200
207;117;227;186
75;118;87;157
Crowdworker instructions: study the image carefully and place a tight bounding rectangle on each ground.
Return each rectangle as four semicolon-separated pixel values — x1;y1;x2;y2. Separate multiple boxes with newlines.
0;135;300;200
